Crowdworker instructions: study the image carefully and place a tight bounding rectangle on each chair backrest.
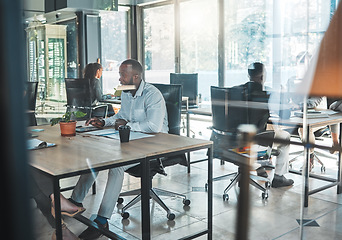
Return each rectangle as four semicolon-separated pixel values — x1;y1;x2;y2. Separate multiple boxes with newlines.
126;83;185;177
152;83;182;135
25;81;38;126
26;81;38;111
170;73;198;107
211;84;270;135
211;85;246;134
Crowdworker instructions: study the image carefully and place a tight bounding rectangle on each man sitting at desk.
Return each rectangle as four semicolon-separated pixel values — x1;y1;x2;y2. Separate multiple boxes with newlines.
69;59;168;239
246;62;294;188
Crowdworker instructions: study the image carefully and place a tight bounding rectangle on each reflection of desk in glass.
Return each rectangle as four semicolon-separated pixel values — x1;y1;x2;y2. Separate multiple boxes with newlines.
29;125;213;240
186;107;342;207
188;107;212;117
269;111;342;207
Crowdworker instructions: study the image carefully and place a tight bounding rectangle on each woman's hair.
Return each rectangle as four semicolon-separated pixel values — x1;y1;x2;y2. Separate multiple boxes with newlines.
83;63;102;79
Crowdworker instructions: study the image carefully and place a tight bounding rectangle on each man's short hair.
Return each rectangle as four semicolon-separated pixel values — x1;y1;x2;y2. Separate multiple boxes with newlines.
121;59;143;74
248;62;265;79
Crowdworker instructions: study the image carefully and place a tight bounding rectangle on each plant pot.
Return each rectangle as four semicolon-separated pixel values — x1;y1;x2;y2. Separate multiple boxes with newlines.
59;121;77;136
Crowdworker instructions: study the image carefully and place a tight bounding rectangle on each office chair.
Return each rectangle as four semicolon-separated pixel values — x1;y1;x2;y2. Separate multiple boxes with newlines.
117;83;190;221
26;81;38;126
207;85;273;201
170;73;198;137
289;126;328;172
65;78;108;120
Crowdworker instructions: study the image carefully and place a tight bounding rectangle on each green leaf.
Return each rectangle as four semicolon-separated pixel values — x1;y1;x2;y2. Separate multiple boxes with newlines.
50;117;62;126
49;110;86;126
73;111;87;118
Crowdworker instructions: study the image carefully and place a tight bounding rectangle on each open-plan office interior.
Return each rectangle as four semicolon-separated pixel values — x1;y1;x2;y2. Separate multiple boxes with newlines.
3;0;342;239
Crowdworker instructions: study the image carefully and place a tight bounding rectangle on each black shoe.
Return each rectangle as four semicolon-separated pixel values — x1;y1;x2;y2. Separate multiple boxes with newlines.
78;219;108;240
271;174;294;188
68;198;83;208
256;167;268;178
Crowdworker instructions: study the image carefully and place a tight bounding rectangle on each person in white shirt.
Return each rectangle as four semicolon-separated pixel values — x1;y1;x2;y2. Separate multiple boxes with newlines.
70;59;168;239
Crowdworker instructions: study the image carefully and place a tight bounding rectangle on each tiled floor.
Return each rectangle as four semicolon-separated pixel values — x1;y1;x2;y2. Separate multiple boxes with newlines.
32;117;342;239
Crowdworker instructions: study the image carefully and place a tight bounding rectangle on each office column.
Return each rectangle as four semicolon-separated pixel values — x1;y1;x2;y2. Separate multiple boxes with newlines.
272;0;282;89
0;0;33;239
218;0;225;87
174;0;181;73
77;11;101;75
129;5;139;60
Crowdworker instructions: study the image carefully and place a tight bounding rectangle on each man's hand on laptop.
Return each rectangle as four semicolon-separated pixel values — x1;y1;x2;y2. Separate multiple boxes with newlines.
85;118;105;128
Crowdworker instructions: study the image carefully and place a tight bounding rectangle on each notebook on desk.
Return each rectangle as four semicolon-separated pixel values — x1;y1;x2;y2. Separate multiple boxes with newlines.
27;138;56;150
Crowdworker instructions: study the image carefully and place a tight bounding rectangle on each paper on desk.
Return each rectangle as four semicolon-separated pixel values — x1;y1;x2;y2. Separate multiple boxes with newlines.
84;128;117;136
27;138;56;150
85;129;154;140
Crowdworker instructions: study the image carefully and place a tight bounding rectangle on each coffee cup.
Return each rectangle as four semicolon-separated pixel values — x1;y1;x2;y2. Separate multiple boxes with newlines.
118;125;130;143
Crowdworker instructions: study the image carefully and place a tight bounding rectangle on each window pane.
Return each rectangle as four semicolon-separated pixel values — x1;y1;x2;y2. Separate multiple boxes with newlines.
143;4;174;84
224;0;331;89
180;0;218;102
100;10;128;94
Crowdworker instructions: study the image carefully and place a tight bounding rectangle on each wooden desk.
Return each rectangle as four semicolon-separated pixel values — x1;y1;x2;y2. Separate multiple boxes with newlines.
29;125;213;240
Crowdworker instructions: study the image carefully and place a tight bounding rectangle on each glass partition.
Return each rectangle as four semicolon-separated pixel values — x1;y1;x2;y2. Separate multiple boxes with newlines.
100;10;128;94
224;0;331;89
143;4;174;84
180;0;218;103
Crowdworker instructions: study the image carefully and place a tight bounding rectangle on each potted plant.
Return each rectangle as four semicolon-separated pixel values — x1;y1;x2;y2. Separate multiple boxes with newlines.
50;111;86;136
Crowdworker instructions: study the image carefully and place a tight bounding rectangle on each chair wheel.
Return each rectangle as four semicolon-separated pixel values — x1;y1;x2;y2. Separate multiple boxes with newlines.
183;199;191;206
223;194;229;201
167;213;175;221
265;182;271;189
321;166;326;172
205;183;208;191
262;192;268;199
121;211;130;219
117;197;124;204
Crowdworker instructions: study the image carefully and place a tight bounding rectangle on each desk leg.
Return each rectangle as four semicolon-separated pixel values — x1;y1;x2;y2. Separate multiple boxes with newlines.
53;178;63;240
187;110;191;173
141;158;151;240
337;123;342;194
304;129;310;207
208;146;213;239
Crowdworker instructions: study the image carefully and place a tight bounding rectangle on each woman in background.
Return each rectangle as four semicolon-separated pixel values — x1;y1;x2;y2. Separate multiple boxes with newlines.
83;62;114;117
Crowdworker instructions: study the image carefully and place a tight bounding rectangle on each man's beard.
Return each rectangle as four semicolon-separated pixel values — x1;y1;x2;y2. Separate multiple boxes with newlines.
123;76;134;92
